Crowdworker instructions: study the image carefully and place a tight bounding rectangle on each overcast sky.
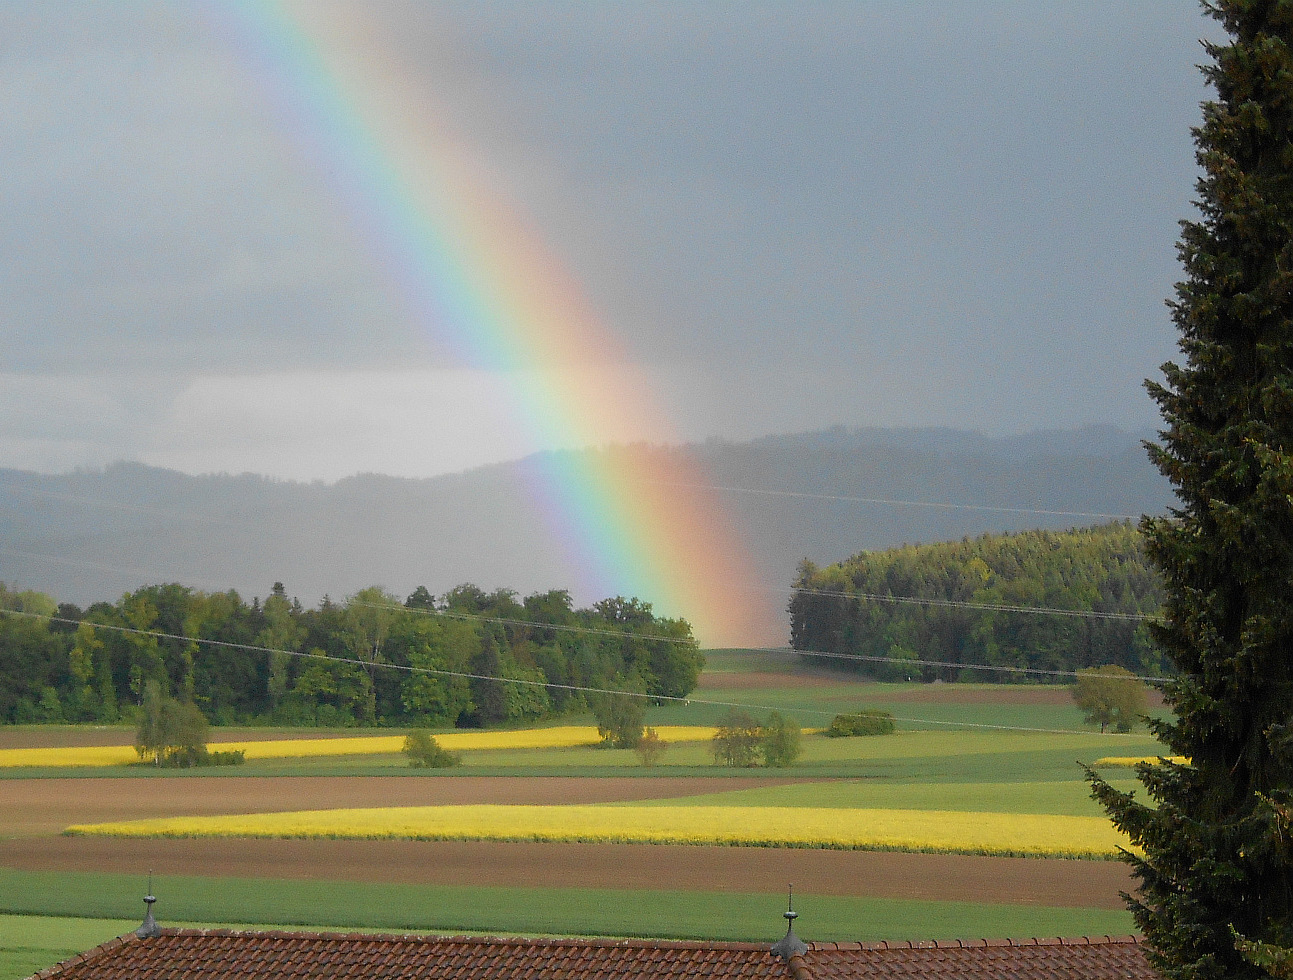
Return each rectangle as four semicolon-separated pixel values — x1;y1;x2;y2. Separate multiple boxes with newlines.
1;1;1218;481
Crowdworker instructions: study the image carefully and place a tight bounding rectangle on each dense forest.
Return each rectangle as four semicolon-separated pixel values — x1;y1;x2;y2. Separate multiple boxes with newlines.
0;582;700;727
789;522;1166;680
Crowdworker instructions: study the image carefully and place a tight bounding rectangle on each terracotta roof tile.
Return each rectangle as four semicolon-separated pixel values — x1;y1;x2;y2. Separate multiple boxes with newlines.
803;936;1157;980
26;929;1159;980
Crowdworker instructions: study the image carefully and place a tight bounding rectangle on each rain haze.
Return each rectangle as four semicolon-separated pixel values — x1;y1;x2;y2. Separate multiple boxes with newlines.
2;1;1214;482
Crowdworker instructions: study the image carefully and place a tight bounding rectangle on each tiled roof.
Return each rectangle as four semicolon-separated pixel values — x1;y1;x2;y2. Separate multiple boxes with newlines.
805;937;1159;979
28;929;1159;980
31;931;785;980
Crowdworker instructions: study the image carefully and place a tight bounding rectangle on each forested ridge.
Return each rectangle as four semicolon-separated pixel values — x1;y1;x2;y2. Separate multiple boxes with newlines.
0;582;700;727
789;522;1165;680
0;426;1170;641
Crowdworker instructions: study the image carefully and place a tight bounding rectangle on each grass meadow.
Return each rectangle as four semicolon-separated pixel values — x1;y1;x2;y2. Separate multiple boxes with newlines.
0;874;1135;980
0;649;1164;978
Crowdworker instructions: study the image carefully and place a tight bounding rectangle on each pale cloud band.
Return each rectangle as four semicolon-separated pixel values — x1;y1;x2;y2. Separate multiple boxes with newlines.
0;370;550;480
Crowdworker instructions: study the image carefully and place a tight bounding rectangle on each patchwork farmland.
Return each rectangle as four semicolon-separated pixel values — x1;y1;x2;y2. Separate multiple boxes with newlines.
0;649;1163;978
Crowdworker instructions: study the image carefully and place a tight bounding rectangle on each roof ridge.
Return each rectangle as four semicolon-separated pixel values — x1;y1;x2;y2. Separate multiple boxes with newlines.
805;935;1145;952
156;928;772;950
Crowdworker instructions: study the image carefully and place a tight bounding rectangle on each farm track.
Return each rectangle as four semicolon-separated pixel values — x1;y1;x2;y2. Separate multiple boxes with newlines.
0;836;1133;909
0;776;807;838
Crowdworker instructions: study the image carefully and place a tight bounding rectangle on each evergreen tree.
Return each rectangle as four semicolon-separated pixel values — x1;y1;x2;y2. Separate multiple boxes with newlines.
1089;4;1293;977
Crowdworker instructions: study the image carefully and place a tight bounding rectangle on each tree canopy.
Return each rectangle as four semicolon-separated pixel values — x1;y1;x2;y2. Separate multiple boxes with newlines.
0;581;702;731
1089;4;1293;976
1071;665;1148;734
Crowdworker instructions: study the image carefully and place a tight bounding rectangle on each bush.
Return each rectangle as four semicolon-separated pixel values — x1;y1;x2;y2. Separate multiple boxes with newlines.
825;710;896;737
157;745;245;768
403;730;461;768
634;727;667;766
759;712;802;767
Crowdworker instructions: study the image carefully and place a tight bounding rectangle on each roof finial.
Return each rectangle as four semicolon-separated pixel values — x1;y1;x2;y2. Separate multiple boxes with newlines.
135;870;160;938
770;884;807;961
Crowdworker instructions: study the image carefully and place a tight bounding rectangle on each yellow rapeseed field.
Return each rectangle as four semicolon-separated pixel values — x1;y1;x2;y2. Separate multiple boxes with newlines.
66;803;1128;858
0;745;141;768
0;726;718;768
1092;755;1189;768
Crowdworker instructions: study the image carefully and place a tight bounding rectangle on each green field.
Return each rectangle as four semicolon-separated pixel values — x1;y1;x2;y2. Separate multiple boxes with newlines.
0;874;1136;980
0;652;1164;977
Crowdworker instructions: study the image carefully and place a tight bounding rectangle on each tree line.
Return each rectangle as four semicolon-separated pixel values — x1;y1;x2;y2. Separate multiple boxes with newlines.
0;581;701;728
788;521;1166;681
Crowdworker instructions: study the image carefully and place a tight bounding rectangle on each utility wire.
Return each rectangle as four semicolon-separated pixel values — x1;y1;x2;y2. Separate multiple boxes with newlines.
349;599;694;645
0;568;1169;690
0;548;241;594
2;543;1156;627
780;646;1171;684
0;607;1152;739
661;480;1146;522
1;476;1151;523
333;600;1168;682
781;584;1152;622
0;485;237;527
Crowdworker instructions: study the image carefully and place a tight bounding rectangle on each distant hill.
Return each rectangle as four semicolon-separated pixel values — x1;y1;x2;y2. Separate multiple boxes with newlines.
0;425;1173;640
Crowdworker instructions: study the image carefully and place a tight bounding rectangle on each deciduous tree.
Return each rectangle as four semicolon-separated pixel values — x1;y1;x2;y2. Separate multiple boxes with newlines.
712;710;762;767
1071;665;1148;733
759;712;802;767
133;679;208;766
634;727;667;766
591;686;646;748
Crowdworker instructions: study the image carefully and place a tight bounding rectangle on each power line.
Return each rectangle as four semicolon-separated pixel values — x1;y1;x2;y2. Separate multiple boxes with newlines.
5;541;1152;627
0;547;244;594
779;646;1171;685
349;599;694;645
2;483;1159;627
663;480;1146;522
0;607;1152;739
5;550;693;644
0;564;1169;689
2;475;1150;524
0;608;704;704
0;484;237;527
781;584;1153;622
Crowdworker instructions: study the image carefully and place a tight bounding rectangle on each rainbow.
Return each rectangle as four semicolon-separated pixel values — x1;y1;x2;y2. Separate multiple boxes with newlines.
206;1;777;644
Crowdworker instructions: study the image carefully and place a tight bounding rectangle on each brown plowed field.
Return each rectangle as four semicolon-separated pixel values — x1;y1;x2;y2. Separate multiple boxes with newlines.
698;675;1164;708
0;836;1132;909
698;672;845;690
0;776;804;838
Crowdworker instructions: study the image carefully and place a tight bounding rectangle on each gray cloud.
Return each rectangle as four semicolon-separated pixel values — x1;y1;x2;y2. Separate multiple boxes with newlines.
1;1;1219;477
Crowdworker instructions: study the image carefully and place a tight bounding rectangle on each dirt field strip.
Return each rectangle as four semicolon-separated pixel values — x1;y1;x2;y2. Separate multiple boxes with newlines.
0;776;806;838
696;675;1166;708
0;836;1134;909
